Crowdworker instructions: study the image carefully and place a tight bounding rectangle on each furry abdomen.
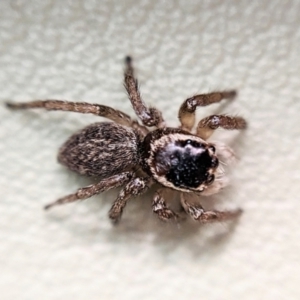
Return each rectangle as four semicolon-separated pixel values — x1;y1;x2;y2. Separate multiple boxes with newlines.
58;122;140;177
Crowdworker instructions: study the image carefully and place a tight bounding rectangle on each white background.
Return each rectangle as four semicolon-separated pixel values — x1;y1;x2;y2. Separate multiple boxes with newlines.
1;1;299;299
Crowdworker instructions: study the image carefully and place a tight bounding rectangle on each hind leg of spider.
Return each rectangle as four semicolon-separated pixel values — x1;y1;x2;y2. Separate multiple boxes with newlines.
180;194;242;223
196;114;247;140
109;176;151;224
6;99;148;135
44;172;134;210
178;91;237;132
124;56;165;128
152;189;180;222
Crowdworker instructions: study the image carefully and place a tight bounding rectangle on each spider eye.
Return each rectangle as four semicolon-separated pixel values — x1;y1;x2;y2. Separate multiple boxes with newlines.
183;139;202;148
211;157;219;168
206;174;215;184
208;145;216;153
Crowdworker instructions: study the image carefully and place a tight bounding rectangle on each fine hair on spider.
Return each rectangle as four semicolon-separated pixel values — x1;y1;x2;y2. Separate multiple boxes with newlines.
6;56;247;224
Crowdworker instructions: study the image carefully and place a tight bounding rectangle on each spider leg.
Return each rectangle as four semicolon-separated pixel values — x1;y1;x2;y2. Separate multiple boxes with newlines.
6;99;148;135
109;176;151;223
180;194;242;223
196;114;247;140
178;91;237;132
152;189;180;222
124;56;165;128
44;172;134;210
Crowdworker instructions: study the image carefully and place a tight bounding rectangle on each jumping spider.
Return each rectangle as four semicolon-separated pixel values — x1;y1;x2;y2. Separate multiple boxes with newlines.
6;56;247;224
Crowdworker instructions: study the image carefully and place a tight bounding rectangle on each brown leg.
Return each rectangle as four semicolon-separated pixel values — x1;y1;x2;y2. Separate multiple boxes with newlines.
196;114;247;140
152;189;180;222
6;99;148;135
109;176;151;223
180;194;242;223
44;172;133;210
178;91;237;131
124;56;165;128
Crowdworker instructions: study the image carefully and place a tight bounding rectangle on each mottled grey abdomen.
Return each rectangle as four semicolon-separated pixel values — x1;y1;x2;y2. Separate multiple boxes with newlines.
58;122;140;177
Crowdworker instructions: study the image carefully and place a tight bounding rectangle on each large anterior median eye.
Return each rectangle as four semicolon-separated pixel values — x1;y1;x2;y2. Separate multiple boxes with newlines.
208;145;216;153
179;139;203;148
206;174;215;184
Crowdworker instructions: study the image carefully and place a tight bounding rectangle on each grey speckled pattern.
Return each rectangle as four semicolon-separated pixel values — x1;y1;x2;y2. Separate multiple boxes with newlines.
1;1;300;299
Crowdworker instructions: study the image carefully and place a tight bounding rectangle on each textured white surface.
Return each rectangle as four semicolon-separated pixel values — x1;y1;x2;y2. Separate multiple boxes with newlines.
1;1;300;299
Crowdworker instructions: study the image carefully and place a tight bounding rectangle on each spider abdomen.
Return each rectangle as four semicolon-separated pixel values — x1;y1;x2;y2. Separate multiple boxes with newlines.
58;122;140;177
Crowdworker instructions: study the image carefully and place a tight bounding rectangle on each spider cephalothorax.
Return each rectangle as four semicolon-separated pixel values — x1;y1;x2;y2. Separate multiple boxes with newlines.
6;56;247;224
141;129;218;193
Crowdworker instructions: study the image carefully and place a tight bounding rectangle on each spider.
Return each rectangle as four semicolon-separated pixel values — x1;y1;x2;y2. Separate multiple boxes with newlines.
6;56;247;224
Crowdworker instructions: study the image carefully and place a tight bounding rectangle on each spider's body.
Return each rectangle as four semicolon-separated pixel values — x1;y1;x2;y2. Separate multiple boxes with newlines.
6;56;247;224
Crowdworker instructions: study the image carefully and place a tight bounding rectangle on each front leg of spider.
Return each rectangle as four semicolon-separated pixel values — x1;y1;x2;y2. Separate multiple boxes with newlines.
196;114;247;140
180;194;242;223
178;91;237;132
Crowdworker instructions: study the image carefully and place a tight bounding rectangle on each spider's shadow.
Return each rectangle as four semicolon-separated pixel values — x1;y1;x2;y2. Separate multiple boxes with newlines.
109;187;242;256
46;179;242;258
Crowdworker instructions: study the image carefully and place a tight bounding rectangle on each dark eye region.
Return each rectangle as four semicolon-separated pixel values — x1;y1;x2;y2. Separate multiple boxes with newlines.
155;141;216;189
177;139;202;148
